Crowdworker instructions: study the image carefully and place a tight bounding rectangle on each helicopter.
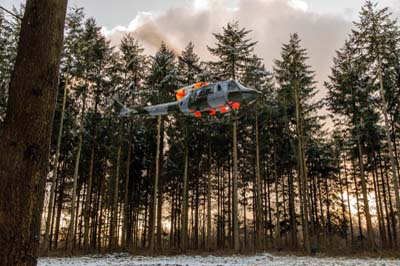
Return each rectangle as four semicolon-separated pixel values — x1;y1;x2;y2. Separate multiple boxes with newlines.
116;80;261;118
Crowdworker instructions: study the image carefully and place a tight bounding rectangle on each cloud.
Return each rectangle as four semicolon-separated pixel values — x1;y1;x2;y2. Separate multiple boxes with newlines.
288;0;308;12
104;0;353;104
193;0;210;11
100;11;154;38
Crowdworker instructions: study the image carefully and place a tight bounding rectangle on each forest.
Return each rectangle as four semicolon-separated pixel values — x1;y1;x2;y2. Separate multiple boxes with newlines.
1;0;400;258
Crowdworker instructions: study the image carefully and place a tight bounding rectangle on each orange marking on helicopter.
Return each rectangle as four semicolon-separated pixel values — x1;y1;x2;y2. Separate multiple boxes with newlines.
176;89;186;101
209;109;217;116
194;111;202;117
219;106;229;113
194;81;208;89
231;102;240;110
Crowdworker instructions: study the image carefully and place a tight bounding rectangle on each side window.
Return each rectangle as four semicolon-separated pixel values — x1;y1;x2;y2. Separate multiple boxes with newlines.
216;84;222;92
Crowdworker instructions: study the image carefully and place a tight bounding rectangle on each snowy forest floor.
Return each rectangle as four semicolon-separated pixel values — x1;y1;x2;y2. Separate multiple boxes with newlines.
38;253;400;266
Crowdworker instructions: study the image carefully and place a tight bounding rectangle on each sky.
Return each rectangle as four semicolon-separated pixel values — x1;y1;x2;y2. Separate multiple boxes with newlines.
1;0;400;118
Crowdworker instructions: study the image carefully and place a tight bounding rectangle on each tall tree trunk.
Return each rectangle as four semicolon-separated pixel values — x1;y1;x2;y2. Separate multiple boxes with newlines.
383;157;398;247
150;116;161;253
255;111;263;250
294;81;310;253
352;159;364;246
288;170;297;249
379;152;393;247
43;70;69;252
273;145;281;249
54;174;65;249
180;124;189;251
0;0;67;264
372;158;386;247
232;116;240;252
356;117;375;249
194;172;199;250
109;122;123;251
156;179;163;251
83;147;95;250
344;156;354;245
338;158;347;243
206;142;212;251
123;142;132;248
378;63;400;237
83;99;98;251
68;95;86;252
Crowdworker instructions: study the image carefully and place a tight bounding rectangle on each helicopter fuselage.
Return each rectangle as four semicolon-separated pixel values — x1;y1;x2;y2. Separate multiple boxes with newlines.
118;80;261;118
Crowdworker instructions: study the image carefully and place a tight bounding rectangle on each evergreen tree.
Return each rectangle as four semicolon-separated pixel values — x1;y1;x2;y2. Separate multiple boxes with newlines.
273;33;321;253
146;43;178;253
43;7;86;252
352;1;400;237
208;21;257;251
326;39;379;249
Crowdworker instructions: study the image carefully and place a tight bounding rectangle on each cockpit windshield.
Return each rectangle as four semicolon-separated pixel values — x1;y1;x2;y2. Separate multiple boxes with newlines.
228;80;238;91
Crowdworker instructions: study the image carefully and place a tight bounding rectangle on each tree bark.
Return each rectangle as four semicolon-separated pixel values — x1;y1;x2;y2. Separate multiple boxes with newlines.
0;0;68;264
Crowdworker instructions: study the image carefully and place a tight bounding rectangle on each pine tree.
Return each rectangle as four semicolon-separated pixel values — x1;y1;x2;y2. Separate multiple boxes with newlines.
352;1;400;237
242;54;272;250
177;42;201;251
274;33;320;253
326;40;379;249
208;21;257;252
118;33;147;249
43;7;86;252
146;43;178;253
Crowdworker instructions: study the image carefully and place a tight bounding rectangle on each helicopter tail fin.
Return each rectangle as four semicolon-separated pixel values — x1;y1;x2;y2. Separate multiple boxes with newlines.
113;96;138;118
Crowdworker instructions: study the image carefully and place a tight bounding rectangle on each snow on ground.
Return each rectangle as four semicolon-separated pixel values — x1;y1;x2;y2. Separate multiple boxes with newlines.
38;253;400;266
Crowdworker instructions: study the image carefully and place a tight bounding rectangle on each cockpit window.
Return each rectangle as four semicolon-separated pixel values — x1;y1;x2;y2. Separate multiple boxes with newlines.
217;85;222;91
228;81;237;91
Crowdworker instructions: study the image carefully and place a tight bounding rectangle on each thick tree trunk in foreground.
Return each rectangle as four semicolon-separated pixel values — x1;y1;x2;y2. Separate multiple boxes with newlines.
0;0;67;265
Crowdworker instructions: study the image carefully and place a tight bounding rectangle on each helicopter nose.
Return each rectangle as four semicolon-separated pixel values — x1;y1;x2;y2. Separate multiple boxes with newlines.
240;87;262;103
227;86;261;104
